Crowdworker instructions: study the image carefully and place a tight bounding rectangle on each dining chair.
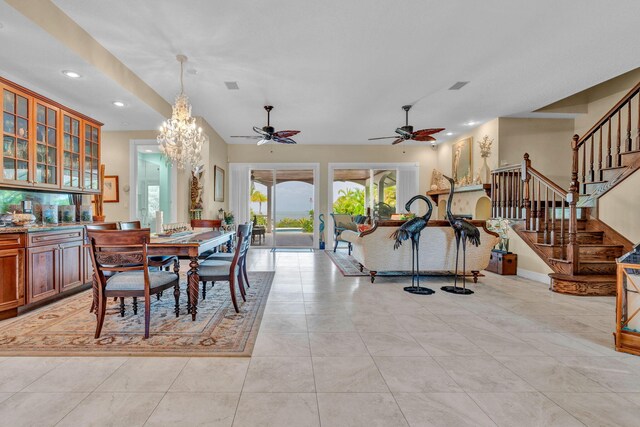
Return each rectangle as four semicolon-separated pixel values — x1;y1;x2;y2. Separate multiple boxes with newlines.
205;223;252;289
119;220;141;230
197;229;250;313
190;219;224;258
86;223;119;313
87;228;181;339
118;220;178;272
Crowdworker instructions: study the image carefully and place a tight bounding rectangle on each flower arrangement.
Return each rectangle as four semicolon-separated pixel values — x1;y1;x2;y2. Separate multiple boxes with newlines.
487;217;511;252
224;211;234;225
478;135;493;158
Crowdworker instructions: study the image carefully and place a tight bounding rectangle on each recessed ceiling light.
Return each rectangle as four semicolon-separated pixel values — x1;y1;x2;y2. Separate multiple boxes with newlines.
62;70;81;79
446;132;453;136
224;81;239;90
112;101;125;107
465;121;477;126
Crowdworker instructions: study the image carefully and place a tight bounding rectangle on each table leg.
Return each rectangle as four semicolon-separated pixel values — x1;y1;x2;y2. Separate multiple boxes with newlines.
188;256;200;321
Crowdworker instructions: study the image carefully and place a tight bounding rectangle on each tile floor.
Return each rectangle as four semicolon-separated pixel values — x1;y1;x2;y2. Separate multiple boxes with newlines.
0;249;639;426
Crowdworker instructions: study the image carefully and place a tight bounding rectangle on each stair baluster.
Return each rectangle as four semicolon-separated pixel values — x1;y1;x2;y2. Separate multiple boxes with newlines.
626;100;632;152
616;110;622;166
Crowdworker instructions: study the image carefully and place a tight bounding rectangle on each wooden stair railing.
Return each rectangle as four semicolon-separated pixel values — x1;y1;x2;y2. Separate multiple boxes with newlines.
574;81;640;203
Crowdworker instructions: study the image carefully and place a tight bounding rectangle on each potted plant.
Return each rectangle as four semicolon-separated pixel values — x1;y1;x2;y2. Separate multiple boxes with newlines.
224;211;234;225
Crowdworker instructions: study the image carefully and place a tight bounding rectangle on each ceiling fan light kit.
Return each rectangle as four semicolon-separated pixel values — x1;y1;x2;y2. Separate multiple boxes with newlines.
369;104;445;145
231;105;301;145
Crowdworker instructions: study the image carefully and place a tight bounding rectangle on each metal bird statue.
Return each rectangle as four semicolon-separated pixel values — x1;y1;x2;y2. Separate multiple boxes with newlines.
391;194;435;295
319;213;325;250
441;175;481;295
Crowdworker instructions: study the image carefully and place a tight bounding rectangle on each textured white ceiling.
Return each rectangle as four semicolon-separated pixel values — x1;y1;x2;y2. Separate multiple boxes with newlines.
6;0;640;144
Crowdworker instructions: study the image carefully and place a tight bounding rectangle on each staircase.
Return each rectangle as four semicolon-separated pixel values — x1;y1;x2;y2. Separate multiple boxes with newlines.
491;81;640;296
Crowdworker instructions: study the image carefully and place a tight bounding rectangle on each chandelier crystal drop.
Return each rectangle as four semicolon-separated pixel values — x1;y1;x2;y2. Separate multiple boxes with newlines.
158;54;206;170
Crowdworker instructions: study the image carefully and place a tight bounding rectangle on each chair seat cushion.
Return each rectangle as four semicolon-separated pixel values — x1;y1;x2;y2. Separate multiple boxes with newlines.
199;260;238;278
106;271;177;292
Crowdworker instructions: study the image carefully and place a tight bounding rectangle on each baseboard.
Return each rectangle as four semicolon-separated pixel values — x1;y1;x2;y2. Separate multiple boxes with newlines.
517;268;551;285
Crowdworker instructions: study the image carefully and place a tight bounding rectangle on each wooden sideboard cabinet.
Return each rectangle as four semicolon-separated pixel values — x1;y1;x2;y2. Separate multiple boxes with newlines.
0;233;26;318
1;77;102;193
26;228;86;304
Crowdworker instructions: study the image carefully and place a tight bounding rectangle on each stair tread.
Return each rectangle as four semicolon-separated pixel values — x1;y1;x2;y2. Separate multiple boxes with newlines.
621;149;640;155
549;273;616;281
601;166;625;171
580;259;616;264
584;180;608;184
548;257;571;264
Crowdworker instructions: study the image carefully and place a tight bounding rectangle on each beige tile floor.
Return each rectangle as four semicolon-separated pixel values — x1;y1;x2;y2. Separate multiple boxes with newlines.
0;249;639;426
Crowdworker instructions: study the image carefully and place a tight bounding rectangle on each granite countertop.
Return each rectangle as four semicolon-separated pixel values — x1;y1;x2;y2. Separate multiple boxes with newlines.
0;222;90;234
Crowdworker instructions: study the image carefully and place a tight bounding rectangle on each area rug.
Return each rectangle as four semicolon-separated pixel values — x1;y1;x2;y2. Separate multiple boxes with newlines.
325;250;481;279
0;271;274;357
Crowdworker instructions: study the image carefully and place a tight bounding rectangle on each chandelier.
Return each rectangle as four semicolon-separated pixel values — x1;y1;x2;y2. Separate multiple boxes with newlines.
158;54;206;170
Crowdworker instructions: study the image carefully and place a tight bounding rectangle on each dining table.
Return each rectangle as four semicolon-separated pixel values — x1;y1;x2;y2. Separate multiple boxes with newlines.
146;229;236;321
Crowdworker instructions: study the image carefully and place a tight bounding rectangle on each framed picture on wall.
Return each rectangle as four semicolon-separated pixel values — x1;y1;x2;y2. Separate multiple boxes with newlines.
214;166;225;202
103;176;119;203
452;137;473;185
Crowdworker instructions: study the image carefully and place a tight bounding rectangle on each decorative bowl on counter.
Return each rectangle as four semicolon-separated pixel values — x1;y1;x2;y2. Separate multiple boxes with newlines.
0;212;14;225
12;213;37;226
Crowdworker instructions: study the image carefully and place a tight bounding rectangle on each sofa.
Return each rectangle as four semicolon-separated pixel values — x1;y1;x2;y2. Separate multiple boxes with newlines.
341;220;499;283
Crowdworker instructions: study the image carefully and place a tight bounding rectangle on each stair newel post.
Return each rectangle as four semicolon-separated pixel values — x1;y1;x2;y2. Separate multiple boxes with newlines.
568;134;581;275
522;153;531;231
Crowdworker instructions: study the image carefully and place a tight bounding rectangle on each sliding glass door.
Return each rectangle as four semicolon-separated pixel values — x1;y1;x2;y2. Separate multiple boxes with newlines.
250;168;315;248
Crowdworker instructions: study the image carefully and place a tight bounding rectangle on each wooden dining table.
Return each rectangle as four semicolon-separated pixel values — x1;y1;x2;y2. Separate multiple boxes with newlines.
147;229;235;321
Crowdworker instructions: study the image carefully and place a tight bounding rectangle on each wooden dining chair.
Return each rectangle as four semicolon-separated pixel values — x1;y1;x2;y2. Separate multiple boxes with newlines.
119;220;142;230
190;219;224;258
205;223;253;289
87;228;181;339
197;229;250;313
86;223;120;313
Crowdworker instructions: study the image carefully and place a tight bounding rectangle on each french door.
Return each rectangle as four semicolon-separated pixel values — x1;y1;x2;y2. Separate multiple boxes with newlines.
250;168;317;248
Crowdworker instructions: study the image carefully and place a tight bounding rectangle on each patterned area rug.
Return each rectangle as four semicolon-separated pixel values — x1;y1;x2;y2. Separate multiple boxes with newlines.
0;271;274;357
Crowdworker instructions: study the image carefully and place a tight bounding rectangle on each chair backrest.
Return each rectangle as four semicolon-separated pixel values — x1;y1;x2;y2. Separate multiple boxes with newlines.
119;220;141;230
230;225;251;270
331;213;357;232
86;222;118;231
191;219;222;230
87;229;152;280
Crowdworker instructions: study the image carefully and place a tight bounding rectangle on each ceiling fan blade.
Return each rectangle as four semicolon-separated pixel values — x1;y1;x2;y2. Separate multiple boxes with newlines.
412;134;437;142
273;136;297;144
413;128;445;136
256;138;269;146
273;130;300;138
395;127;412;138
368;136;399;140
391;138;404;145
230;135;262;139
253;126;269;136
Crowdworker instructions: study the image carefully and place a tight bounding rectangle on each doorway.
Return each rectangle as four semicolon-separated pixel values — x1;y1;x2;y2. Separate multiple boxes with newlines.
250;168;317;248
129;141;177;232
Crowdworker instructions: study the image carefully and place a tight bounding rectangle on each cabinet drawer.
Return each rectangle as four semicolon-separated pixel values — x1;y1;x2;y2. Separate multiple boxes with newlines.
28;229;84;247
0;233;26;250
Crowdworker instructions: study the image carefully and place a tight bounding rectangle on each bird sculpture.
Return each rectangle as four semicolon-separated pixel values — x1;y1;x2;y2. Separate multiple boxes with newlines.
319;213;325;250
441;175;481;295
391;194;435;295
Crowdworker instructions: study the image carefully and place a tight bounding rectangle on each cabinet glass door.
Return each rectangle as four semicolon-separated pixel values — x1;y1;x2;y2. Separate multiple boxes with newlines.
62;114;81;189
84;123;99;191
2;89;30;183
34;102;58;186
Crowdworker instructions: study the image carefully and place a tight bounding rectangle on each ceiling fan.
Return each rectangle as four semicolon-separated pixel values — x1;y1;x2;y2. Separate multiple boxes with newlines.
230;105;300;145
369;105;445;145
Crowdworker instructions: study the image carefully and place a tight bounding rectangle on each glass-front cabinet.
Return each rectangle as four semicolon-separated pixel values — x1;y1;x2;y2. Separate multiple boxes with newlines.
34;101;59;188
84;123;100;191
62;113;81;190
2;87;31;185
0;78;101;193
